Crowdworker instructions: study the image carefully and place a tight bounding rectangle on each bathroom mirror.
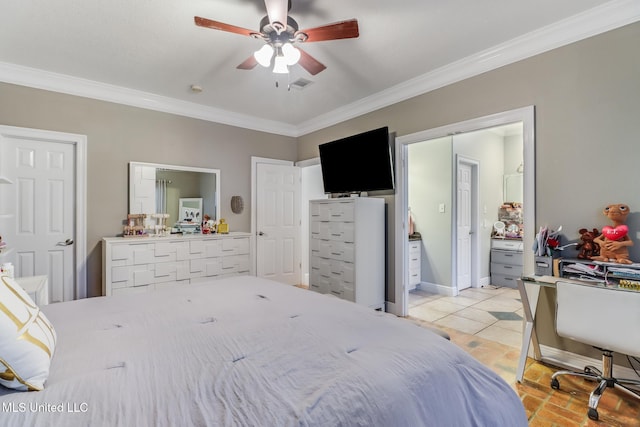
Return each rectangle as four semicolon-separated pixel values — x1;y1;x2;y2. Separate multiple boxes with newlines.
503;173;523;203
129;162;220;224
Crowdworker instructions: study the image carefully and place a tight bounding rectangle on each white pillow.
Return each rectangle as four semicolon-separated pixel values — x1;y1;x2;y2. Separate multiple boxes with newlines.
0;274;56;391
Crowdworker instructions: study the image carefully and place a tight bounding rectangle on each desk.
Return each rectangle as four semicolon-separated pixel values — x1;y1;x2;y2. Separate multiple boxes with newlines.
516;276;555;382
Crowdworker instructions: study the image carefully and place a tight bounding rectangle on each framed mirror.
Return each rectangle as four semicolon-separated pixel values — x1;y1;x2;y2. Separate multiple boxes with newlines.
129;162;220;226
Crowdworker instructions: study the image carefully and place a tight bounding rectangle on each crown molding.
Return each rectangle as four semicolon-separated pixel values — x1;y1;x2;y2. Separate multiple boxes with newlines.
0;0;638;138
295;0;640;136
0;62;299;137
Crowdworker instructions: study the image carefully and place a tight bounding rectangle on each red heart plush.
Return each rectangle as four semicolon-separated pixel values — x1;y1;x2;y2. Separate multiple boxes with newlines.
602;225;628;240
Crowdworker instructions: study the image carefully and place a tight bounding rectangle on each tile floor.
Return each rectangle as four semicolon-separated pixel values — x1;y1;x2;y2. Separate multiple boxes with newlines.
408;284;524;348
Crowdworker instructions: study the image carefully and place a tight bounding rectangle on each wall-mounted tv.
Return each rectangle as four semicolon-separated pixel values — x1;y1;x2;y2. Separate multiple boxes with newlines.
319;126;394;195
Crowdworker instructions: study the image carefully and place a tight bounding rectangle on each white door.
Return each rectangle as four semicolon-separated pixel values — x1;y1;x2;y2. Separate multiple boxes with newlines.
256;163;301;285
456;162;472;290
0;135;76;302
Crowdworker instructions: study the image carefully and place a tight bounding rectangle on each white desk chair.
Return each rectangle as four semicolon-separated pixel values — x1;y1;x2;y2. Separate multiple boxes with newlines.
551;280;640;421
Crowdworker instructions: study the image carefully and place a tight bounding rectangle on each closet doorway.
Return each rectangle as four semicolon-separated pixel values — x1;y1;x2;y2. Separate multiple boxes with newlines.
392;106;535;317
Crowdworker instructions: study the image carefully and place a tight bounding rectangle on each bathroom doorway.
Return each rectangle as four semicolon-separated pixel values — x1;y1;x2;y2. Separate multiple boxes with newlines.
392;106;535;317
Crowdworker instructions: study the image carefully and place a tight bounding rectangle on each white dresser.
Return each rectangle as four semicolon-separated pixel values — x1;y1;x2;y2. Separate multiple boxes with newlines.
102;232;251;296
309;198;385;310
490;238;524;288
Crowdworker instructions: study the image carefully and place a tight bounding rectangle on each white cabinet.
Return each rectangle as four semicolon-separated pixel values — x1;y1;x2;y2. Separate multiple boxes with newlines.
490;238;523;288
309;198;385;309
408;240;421;291
102;233;251;296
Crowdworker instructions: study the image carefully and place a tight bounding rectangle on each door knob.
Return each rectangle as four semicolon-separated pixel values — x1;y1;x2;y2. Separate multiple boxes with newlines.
258;231;265;236
57;238;74;246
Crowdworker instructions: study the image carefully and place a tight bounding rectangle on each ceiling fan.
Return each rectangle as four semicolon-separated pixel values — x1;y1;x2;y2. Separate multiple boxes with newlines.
194;0;359;76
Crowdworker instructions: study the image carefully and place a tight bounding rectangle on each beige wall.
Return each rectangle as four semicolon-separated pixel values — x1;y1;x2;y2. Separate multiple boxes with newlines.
1;21;639;356
297;22;640;350
0;83;297;296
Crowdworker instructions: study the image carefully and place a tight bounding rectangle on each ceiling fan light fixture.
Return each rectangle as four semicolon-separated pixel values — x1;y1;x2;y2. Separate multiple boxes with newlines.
272;55;289;74
254;44;274;67
282;43;300;66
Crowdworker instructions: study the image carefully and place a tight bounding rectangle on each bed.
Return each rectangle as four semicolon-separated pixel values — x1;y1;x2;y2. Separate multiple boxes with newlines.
1;275;527;426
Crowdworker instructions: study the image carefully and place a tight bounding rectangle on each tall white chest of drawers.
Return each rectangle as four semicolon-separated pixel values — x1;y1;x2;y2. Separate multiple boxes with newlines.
309;198;385;310
102;232;251;296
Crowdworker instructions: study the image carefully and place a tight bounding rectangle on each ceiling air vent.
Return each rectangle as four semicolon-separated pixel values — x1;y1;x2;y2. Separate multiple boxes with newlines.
290;78;313;90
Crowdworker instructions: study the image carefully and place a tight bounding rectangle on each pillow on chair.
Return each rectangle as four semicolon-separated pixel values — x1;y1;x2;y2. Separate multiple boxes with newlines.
0;274;56;391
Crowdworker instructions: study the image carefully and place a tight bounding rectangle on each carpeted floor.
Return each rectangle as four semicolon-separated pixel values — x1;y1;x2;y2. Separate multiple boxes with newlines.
408;317;640;427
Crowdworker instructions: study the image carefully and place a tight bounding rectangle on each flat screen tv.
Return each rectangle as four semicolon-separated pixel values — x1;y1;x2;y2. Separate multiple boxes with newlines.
319;126;394;194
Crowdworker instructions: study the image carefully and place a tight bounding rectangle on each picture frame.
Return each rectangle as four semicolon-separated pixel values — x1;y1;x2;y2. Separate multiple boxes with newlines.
178;198;203;223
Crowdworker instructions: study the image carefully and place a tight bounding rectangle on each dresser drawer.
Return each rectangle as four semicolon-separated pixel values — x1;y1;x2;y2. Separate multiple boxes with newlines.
491;262;522;276
491;249;523;266
491;273;519;288
491;239;523;251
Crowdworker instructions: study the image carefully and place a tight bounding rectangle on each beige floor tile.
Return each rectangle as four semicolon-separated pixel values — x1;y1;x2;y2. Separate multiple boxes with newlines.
493;319;524;332
457;289;494;301
454;306;498;324
472;298;521;312
422;299;466;314
408;305;450;322
438;295;479;307
486;296;523;310
434;314;489;335
475;324;522;348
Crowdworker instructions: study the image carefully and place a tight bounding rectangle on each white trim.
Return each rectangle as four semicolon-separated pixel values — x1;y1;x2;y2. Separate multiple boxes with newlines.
0;0;637;137
295;157;320;168
416;281;458;297
0;125;87;299
0;62;299;138
393;106;535;317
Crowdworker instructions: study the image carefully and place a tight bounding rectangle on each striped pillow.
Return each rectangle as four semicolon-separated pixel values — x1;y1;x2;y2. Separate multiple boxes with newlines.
0;274;56;391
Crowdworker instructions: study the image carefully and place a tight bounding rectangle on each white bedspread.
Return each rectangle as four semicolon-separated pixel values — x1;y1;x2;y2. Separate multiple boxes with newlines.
0;275;527;426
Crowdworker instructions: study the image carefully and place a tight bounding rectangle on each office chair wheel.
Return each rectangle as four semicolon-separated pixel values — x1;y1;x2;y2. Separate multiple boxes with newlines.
588;408;599;421
551;378;560;390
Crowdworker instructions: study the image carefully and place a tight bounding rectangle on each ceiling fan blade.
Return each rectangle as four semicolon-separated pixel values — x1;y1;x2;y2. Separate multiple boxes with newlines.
237;55;259;70
297;19;359;42
264;0;289;31
297;48;326;76
194;16;257;37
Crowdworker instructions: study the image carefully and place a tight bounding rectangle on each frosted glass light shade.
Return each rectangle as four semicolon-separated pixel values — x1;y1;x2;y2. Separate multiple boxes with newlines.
282;43;301;66
273;55;289;74
254;44;274;67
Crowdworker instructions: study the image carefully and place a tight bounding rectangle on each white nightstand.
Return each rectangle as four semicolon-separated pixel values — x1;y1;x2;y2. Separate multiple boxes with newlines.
15;275;49;306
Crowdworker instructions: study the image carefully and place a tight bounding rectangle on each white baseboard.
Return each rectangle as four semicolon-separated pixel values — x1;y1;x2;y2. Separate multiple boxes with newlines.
473;276;491;288
417;281;457;297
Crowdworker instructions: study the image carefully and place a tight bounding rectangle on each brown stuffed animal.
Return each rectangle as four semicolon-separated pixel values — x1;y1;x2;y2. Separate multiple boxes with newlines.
591;204;633;264
576;228;600;259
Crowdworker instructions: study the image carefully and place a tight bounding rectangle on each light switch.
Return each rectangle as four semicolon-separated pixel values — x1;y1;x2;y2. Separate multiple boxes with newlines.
438;203;446;213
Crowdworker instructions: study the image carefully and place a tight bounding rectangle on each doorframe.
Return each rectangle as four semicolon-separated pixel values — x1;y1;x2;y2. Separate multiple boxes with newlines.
454;155;480;293
0;125;87;299
392;106;535;316
250;156;295;278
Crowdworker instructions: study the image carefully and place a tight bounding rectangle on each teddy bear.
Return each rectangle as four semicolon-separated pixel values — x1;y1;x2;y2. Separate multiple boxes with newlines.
590;203;634;264
575;228;600;259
